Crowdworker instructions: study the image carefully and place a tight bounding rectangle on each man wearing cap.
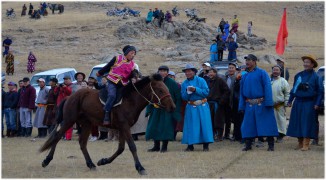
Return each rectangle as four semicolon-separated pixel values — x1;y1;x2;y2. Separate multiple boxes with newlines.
33;78;50;138
96;45;138;126
271;65;290;143
18;77;36;137
286;55;323;151
207;68;230;141
198;62;211;83
55;75;73;140
145;66;181;152
3;81;19;137
43;78;58;135
223;62;238;140
181;64;214;151
276;58;290;81
239;54;278;151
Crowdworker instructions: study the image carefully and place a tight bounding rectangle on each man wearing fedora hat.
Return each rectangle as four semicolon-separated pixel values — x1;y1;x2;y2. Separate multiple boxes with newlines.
239;54;279;151
287;55;323;151
33;78;49;138
181;64;214;151
72;72;87;93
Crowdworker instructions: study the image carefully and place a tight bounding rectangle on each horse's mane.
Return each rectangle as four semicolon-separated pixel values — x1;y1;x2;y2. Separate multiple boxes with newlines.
122;73;163;98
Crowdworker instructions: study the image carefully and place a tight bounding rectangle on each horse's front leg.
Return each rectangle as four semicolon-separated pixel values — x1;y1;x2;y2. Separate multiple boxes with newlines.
97;130;125;166
125;130;147;175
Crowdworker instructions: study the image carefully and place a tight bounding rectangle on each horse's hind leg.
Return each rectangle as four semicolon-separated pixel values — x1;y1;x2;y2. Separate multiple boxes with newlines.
97;130;125;166
78;121;96;170
42;126;68;167
125;131;147;175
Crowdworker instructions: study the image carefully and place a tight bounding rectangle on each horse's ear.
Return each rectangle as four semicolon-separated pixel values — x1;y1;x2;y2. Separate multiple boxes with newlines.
151;73;163;81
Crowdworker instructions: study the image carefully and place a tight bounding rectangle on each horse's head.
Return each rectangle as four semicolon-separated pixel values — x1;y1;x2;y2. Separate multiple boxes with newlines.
149;74;176;112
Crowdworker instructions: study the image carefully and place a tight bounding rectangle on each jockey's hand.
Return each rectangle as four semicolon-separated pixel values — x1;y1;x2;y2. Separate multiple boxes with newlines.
287;103;292;107
314;105;319;110
96;72;100;77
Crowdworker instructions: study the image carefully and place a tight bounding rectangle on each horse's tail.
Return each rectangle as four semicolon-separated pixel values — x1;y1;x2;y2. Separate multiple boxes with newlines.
39;99;67;153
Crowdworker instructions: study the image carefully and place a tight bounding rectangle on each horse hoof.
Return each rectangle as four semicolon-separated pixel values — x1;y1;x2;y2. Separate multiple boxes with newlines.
97;158;108;166
139;170;147;175
90;166;96;171
42;161;48;168
87;161;97;169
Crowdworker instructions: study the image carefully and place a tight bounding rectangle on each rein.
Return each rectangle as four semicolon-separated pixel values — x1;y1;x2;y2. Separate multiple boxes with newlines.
132;81;170;108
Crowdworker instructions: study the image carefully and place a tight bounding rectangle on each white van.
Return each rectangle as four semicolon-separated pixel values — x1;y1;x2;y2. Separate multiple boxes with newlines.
89;63;107;85
30;68;77;97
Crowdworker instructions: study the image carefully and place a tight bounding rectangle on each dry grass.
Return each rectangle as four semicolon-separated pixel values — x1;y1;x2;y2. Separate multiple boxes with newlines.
1;117;324;178
1;1;324;178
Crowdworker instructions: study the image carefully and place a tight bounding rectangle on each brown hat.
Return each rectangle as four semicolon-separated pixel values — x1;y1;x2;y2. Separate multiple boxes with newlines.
301;55;318;68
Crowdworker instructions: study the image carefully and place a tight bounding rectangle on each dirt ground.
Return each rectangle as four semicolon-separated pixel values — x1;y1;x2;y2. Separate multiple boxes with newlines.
1;1;325;178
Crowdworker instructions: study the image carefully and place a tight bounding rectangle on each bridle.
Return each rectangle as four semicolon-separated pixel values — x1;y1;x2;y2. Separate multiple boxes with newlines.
132;81;171;108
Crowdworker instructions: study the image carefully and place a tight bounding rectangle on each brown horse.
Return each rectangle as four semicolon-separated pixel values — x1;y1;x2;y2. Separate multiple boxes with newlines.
39;74;176;175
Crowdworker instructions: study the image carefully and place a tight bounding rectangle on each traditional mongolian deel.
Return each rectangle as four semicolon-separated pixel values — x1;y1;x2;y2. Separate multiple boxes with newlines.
34;86;49;128
27;52;37;73
145;77;182;141
287;70;322;139
181;76;214;145
239;67;279;138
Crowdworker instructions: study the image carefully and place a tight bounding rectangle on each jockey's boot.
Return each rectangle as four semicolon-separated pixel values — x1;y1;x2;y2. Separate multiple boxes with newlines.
160;140;168;153
295;138;304;150
242;139;252;151
267;136;275;151
203;143;209;152
301;138;310;151
103;111;111;126
148;140;160;152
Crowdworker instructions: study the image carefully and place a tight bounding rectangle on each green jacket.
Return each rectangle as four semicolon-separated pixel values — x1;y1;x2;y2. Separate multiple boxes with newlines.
145;77;181;141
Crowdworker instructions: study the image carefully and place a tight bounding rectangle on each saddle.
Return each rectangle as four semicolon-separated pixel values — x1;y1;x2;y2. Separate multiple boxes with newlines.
99;85;123;107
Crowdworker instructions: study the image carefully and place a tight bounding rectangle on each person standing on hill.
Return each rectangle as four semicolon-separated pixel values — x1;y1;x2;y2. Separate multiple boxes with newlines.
146;9;153;24
217;36;226;61
21;4;27;16
219;18;226;34
2;37;12;57
158;10;165;28
286;55;322;151
227;37;238;61
247;21;253;37
27;51;37;73
231;15;239;33
28;3;34;15
5;50;14;75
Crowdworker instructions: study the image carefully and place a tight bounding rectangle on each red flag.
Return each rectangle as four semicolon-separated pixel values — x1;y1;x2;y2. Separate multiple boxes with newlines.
276;8;288;55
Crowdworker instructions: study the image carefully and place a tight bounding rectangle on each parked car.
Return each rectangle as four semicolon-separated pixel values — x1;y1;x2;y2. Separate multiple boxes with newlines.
197;61;230;77
89;63;107;85
317;66;324;115
30;68;77;99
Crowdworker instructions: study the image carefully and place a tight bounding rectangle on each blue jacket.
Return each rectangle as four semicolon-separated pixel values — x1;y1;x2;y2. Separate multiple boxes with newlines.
3;90;19;109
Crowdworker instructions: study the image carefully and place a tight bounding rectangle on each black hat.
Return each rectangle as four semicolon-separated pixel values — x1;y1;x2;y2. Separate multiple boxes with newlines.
63;75;71;80
158;65;169;72
122;45;137;56
244;54;258;61
88;76;96;80
50;78;58;83
74;72;86;80
228;62;238;68
22;77;30;82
